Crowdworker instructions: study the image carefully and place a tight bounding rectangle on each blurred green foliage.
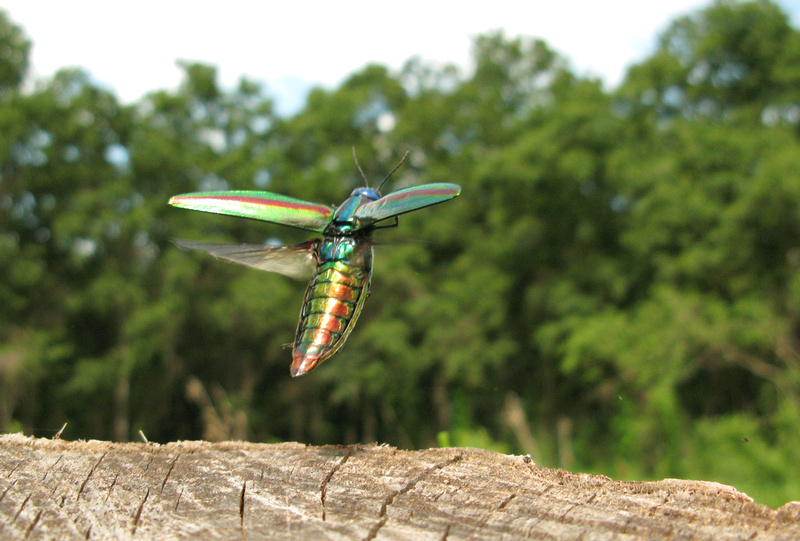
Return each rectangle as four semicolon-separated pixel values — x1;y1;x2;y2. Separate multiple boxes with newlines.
1;1;799;508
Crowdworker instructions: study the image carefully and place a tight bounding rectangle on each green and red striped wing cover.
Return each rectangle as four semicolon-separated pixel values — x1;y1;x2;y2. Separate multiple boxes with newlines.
169;191;335;233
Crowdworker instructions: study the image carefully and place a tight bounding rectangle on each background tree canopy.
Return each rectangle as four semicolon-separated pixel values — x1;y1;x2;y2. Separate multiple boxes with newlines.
1;0;799;508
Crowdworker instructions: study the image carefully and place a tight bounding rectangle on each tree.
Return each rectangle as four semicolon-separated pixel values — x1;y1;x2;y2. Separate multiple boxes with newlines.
619;0;800;124
0;10;29;92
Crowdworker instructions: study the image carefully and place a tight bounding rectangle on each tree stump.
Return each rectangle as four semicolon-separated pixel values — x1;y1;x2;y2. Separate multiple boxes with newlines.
1;434;798;539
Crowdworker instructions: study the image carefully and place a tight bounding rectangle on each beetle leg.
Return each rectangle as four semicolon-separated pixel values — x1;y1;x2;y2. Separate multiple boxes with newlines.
372;216;399;230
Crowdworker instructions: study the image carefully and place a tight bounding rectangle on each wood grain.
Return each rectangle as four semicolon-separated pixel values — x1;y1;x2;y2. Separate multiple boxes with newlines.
1;434;798;539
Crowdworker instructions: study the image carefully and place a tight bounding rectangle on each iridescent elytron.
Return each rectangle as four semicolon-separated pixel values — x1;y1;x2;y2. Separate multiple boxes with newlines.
169;158;460;376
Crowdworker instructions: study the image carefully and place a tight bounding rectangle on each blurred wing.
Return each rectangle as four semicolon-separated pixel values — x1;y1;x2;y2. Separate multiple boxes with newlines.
354;183;461;223
169;191;335;233
173;239;319;280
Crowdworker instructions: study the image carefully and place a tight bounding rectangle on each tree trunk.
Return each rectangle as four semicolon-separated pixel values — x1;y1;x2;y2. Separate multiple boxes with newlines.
1;433;798;540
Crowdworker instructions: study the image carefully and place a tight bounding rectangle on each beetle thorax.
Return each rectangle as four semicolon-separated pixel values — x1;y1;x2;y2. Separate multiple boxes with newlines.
320;236;358;261
350;187;380;200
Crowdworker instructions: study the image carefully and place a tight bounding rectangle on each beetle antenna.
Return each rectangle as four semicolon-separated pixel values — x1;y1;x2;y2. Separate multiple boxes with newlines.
352;146;370;187
376;151;409;194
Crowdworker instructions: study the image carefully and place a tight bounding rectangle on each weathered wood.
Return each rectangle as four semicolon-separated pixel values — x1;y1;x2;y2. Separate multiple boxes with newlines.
1;434;798;540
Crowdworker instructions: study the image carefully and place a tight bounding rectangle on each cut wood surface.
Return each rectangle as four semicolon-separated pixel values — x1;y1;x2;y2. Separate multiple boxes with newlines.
1;434;798;540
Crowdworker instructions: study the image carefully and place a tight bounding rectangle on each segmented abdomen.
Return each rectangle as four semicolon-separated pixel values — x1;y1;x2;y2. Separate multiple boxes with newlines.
291;259;371;376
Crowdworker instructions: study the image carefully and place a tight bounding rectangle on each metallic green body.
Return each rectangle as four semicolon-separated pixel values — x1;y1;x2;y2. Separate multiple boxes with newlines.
292;237;373;376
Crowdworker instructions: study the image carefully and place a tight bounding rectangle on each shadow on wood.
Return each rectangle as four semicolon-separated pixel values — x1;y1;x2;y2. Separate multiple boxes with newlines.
1;434;798;539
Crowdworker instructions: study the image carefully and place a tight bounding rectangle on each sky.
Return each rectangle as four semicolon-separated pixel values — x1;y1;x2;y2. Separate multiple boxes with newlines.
3;1;800;115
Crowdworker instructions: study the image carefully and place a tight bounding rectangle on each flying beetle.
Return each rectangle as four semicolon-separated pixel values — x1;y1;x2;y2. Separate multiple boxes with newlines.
169;153;461;377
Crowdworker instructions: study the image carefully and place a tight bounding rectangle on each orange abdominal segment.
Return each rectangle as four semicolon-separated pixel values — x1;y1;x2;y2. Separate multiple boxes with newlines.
291;256;371;377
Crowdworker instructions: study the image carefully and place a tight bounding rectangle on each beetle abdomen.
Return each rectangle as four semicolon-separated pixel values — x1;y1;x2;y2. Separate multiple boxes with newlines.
291;260;371;376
